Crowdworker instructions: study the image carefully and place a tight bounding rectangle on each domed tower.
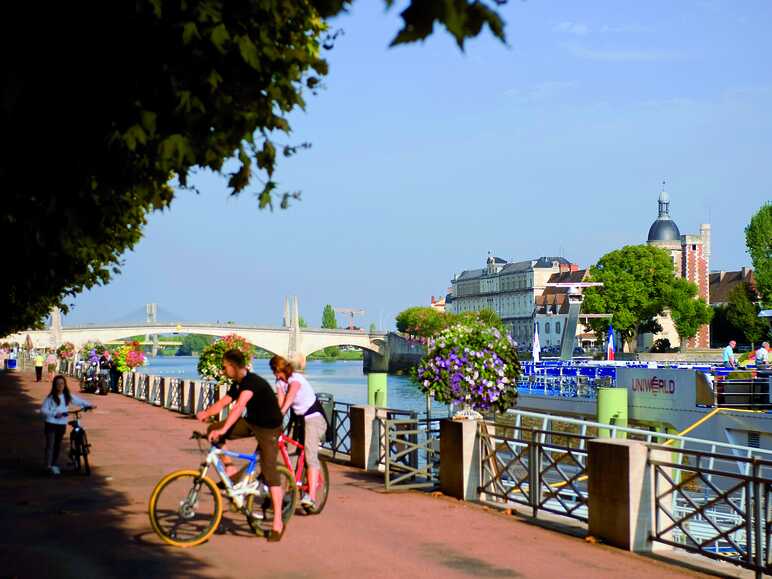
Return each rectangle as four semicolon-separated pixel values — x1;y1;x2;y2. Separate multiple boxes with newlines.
647;185;683;278
647;188;682;246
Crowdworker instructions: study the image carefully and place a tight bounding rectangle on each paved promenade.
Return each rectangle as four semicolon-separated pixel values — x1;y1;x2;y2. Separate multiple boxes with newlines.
0;370;714;578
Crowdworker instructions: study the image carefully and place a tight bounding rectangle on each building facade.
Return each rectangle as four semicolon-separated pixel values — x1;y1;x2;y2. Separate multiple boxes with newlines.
534;269;597;351
447;255;578;345
644;188;711;350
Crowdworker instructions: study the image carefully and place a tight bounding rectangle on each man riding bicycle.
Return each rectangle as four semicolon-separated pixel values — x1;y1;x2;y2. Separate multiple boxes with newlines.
195;349;286;541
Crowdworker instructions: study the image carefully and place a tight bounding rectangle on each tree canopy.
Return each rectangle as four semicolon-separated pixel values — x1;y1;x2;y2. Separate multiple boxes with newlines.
321;305;338;330
395;306;504;338
582;246;675;351
725;283;770;348
0;0;507;337
745;203;772;307
583;245;712;352
665;277;713;345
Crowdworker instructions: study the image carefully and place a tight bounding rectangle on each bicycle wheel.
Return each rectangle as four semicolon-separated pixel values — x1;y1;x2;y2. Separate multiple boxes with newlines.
80;433;91;476
148;470;222;548
69;438;81;473
301;459;330;514
244;466;297;527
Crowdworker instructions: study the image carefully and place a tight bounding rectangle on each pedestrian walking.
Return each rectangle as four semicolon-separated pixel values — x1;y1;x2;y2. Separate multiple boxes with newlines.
40;375;92;475
45;351;57;380
34;351;44;382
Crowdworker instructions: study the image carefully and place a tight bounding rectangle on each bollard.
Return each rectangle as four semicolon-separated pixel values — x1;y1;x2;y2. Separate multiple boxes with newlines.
350;405;379;470
367;373;388;407
587;439;669;552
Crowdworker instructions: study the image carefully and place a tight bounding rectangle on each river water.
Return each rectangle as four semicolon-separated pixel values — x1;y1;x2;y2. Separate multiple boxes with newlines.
136;356;449;416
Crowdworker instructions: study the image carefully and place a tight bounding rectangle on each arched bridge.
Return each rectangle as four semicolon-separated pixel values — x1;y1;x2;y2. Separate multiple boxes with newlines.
3;322;389;359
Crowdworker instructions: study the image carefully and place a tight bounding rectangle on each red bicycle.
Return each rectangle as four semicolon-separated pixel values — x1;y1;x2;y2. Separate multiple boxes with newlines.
277;432;330;514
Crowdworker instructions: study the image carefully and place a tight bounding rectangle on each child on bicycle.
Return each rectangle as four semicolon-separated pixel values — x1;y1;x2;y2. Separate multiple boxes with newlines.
270;354;327;512
40;375;93;475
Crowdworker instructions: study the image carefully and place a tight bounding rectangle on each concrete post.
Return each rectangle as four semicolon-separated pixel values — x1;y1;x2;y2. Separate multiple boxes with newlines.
350;405;380;470
192;381;203;414
439;419;481;501
217;383;229;421
587;439;668;552
367;373;388;407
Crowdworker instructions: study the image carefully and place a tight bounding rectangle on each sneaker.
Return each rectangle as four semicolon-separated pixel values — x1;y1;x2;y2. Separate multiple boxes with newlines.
300;494;316;509
50;466;61;475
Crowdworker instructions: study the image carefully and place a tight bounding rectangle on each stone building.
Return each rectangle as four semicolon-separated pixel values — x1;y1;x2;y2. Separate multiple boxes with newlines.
644;188;711;350
447;255;578;345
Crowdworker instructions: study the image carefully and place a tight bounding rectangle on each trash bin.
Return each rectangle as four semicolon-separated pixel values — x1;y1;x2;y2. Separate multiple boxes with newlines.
317;392;335;444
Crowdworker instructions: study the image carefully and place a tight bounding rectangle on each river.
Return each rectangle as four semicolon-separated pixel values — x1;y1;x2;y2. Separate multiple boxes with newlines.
136;356;449;416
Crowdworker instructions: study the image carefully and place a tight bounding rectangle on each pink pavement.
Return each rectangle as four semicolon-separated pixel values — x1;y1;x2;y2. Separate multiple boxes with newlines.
0;370;703;578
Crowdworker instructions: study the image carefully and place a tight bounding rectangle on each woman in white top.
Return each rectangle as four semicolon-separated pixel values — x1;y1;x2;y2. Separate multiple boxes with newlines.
270;355;326;510
40;375;92;475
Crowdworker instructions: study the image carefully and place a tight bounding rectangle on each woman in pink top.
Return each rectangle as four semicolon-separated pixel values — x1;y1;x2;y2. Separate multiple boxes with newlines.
45;351;58;380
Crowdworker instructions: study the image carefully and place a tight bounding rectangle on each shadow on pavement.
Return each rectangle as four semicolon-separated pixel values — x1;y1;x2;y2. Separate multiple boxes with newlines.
0;372;210;579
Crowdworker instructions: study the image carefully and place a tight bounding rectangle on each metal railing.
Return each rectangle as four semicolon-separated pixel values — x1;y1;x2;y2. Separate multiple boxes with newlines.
715;377;771;409
382;416;441;491
321;401;354;458
649;445;772;576
505;409;772;462
478;422;590;522
377;408;418;468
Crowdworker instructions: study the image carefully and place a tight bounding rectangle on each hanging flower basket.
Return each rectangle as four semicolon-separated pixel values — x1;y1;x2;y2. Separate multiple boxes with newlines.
56;342;76;360
197;334;255;385
415;321;520;419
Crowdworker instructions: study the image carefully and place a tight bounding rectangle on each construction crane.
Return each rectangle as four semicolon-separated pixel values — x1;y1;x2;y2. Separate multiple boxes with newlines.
334;307;365;330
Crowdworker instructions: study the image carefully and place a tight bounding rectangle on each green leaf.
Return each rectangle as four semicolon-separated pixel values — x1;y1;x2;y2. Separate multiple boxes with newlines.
123;124;147;151
182;22;200;45
237;35;261;71
210;23;230;53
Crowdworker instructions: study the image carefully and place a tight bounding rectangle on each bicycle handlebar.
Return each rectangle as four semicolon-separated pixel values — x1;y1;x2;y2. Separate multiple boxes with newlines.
69;406;95;414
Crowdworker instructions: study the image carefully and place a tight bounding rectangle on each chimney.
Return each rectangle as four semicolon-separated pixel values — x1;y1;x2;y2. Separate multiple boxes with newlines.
700;223;711;262
431;296;436;304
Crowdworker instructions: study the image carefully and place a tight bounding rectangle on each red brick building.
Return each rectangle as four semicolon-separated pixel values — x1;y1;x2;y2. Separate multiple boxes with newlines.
645;188;711;350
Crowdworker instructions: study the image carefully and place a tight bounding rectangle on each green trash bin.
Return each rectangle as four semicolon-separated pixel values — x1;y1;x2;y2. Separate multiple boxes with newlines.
317;392;335;444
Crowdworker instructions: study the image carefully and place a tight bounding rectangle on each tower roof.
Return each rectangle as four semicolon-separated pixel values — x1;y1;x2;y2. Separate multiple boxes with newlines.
647;185;681;242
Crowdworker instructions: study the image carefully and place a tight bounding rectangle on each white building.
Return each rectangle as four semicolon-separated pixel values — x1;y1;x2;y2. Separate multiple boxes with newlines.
447;255;579;345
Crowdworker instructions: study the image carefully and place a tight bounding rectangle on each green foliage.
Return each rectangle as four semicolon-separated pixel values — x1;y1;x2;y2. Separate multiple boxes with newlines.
0;0;506;337
650;338;673;353
322;305;337;329
726;283;771;348
395;306;504;338
369;322;377;333
323;346;341;357
579;245;677;351
665;277;714;344
710;305;734;347
396;307;447;337
177;334;214;356
299;317;308;328
745;203;772;307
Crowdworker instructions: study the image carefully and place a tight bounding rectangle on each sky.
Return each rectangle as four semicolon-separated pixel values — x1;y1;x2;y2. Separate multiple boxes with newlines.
64;0;772;329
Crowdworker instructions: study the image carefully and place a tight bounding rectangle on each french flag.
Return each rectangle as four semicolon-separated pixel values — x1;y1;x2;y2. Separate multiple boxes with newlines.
606;324;615;361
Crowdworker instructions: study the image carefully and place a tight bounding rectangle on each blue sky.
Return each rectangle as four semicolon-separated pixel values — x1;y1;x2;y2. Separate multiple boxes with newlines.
65;0;772;329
